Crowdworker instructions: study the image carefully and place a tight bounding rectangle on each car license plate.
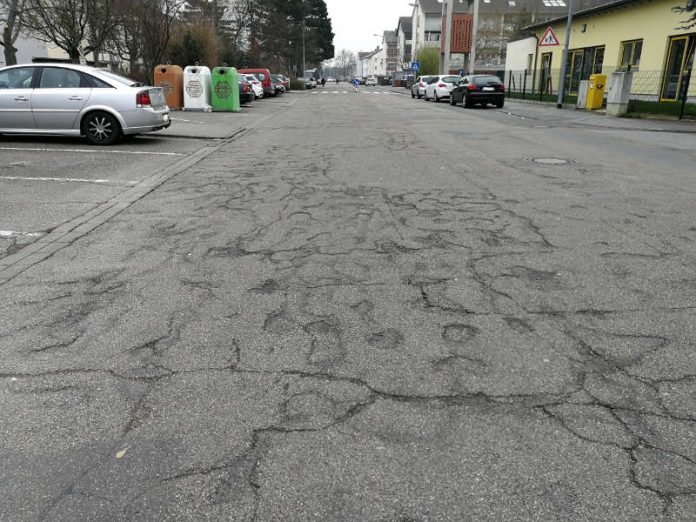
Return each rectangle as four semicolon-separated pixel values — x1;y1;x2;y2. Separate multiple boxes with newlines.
483;87;495;91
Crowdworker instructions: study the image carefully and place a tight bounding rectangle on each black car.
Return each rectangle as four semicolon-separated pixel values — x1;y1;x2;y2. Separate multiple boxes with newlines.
450;75;505;108
270;74;286;95
239;77;255;104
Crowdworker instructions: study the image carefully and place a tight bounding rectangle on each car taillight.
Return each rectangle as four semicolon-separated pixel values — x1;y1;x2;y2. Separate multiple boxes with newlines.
243;85;249;92
136;91;151;108
438;83;446;88
498;84;505;92
467;84;478;91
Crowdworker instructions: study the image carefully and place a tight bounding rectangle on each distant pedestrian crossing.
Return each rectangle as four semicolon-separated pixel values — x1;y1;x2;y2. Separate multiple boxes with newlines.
309;90;401;96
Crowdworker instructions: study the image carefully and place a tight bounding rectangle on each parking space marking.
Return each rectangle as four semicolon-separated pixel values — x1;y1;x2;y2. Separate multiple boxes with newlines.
0;147;185;157
0;175;137;185
170;117;206;124
0;230;42;238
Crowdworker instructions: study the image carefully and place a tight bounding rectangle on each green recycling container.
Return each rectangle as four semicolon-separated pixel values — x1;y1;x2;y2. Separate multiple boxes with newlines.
211;67;241;112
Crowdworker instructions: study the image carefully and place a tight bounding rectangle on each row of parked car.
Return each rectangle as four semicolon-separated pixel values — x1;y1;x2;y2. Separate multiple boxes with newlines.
410;74;506;108
238;68;290;104
0;62;295;146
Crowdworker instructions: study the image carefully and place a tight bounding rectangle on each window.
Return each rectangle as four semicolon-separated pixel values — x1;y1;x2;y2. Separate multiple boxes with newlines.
0;67;35;89
39;68;84;88
88;76;113;88
425;31;441;42
619;39;643;69
661;35;694;100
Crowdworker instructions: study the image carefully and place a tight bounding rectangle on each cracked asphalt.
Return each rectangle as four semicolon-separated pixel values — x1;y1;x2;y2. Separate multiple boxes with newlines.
1;90;696;521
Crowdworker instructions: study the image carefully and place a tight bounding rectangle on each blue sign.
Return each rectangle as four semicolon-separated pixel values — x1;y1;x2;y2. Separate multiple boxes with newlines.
409;61;420;71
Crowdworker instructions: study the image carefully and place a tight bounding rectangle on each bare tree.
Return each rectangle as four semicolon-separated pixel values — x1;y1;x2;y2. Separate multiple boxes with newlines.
223;0;252;53
108;0;184;81
138;0;186;81
335;48;356;79
674;0;696;29
0;0;25;65
23;0;116;63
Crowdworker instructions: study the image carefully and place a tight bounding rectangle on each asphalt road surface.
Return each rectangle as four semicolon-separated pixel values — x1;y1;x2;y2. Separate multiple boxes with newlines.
1;90;695;521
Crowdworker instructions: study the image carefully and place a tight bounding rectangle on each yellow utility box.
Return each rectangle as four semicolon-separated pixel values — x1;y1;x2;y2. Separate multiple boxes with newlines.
586;74;607;110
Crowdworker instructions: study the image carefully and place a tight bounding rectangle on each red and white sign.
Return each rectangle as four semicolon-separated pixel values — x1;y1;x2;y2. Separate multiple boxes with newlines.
539;27;560;47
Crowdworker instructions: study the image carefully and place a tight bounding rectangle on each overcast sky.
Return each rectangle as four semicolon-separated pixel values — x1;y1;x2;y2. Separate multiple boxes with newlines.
325;0;414;55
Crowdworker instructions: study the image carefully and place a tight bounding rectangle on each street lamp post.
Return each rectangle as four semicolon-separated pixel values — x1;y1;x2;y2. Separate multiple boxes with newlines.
469;0;479;74
302;23;306;75
556;0;575;108
440;0;454;74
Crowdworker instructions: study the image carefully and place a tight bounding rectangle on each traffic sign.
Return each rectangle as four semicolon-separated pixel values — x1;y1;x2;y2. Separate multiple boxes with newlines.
539;27;560;47
409;61;420;71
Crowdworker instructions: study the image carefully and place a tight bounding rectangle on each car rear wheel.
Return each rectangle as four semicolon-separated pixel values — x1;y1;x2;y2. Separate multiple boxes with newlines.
411;91;416;98
496;100;505;108
83;111;121;146
449;97;456;106
463;95;473;108
434;93;440;102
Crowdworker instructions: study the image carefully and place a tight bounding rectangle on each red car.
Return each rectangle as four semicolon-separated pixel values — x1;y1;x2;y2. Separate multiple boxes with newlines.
273;74;290;91
238;68;274;97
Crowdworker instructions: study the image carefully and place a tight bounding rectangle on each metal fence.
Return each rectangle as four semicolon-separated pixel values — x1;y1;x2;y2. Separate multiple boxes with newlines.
503;67;696;118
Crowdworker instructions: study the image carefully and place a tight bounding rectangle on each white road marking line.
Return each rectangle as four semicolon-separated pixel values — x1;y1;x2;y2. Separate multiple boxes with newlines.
0;230;42;238
170;117;205;124
0;147;184;157
0;175;138;185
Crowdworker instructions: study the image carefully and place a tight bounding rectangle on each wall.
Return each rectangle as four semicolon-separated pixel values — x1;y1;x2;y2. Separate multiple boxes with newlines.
4;35;48;66
505;37;537;73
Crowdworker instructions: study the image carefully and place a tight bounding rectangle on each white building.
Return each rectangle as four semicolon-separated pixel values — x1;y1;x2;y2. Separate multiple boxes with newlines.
358;47;384;78
395;17;413;70
2;33;121;68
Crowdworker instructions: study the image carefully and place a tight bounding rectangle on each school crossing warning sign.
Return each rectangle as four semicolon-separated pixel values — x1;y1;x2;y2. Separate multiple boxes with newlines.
539;27;560;46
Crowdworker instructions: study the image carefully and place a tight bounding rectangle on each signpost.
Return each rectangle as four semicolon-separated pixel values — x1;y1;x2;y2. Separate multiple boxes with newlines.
556;0;575;108
539;27;560;47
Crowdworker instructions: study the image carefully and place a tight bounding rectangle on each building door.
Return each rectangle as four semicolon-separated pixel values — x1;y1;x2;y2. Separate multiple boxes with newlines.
661;35;695;101
566;49;585;94
564;46;605;95
540;53;552;94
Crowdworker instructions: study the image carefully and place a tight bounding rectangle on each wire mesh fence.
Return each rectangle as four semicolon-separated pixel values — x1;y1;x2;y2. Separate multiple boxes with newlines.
501;67;696;118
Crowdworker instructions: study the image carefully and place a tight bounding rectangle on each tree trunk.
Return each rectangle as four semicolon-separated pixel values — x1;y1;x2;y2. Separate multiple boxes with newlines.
3;43;18;66
69;48;81;63
2;26;19;65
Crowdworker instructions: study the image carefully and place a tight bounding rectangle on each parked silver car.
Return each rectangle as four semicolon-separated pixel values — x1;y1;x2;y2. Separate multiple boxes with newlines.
0;63;170;145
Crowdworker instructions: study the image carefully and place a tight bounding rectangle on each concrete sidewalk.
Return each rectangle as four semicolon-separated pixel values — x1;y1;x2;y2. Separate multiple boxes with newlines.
389;86;696;133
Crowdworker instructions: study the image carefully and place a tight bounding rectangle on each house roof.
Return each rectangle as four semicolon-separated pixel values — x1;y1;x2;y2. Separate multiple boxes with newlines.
525;0;643;30
383;30;397;44
397;16;413;37
419;0;470;15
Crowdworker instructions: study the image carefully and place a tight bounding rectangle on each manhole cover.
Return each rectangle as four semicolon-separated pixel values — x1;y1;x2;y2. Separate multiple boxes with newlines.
531;158;571;165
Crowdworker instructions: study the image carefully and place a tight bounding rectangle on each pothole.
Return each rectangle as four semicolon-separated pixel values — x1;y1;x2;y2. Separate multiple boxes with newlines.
529;157;572;165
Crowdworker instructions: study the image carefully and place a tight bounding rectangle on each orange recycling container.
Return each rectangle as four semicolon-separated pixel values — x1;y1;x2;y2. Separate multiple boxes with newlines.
154;64;184;110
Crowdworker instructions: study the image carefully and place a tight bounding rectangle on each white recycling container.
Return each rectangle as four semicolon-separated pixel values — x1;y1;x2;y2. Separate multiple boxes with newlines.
183;65;212;111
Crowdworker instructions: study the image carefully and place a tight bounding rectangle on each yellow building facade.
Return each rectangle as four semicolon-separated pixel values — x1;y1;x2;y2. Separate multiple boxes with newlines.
525;0;695;102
